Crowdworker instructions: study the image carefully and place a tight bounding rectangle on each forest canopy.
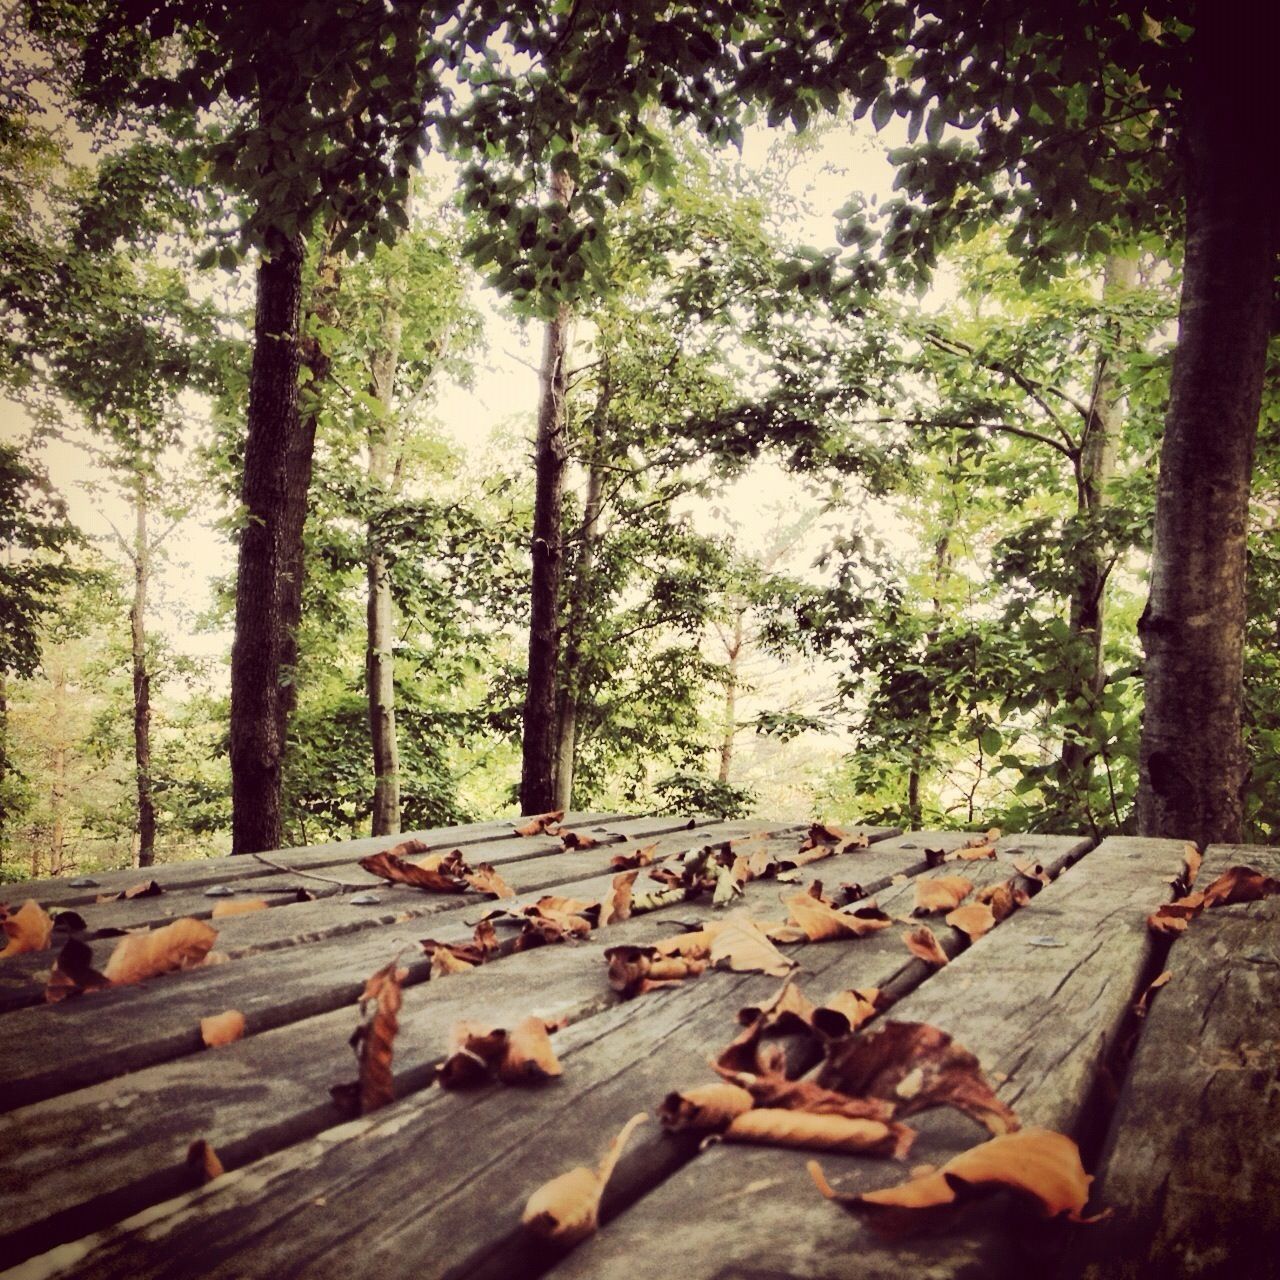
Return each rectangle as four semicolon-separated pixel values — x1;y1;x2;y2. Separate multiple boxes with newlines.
0;0;1276;880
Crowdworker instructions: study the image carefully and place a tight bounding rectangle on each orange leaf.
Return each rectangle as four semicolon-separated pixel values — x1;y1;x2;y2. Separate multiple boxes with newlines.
810;1127;1099;1233
331;960;405;1115
976;879;1029;922
561;830;600;850
723;1109;912;1159
718;1066;897;1125
359;850;469;893
812;987;882;1037
1135;969;1173;1019
945;902;997;941
1146;893;1205;935
659;1082;754;1132
913;876;974;915
598;870;639;927
1012;857;1051;886
947;844;996;862
210;898;269;919
427;945;476;976
0;899;53;958
438;1021;510;1089
1200;864;1280;907
200;1009;247;1047
515;810;564;837
902;925;948;969
187;1139;224;1185
103;918;218;986
610;843;657;870
818;1020;1019;1137
97;880;163;903
605;944;706;998
498;1015;564;1084
708;913;796;978
716;976;817;1074
523;1113;647;1245
464;863;515;900
784;892;891;942
44;937;111;1002
1171;842;1203;896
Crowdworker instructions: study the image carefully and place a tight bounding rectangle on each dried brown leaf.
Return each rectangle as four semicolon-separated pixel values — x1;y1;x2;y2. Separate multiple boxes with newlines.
359;850;470;893
723;1109;912;1158
464;863;516;900
102;918;218;986
709;912;796;977
96;880;163;904
716;976;817;1075
976;879;1030;922
812;988;882;1038
784;892;891;942
200;1009;247;1047
187;1139;224;1185
659;1082;754;1132
947;844;996;862
438;1021;510;1089
1135;970;1173;1019
515;811;565;837
347;960;404;1114
561;830;601;851
912;876;974;915
499;1015;564;1083
718;1066;897;1125
44;937;111;1002
522;1112;648;1245
598;870;639;927
1012;857;1052;886
945;902;997;941
0;899;53;958
1200;864;1280;907
902;925;948;969
210;898;269;919
610;843;657;870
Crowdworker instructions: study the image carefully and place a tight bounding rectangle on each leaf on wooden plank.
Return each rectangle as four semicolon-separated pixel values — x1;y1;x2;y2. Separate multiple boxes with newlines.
332;960;406;1115
428;945;477;976
1170;842;1203;897
604;944;706;998
515;810;564;837
945;902;997;941
1012;857;1052;886
976;879;1030;922
812;987;883;1038
722;1109;912;1159
712;860;746;907
1146;894;1204;935
610;843;657;870
809;1127;1100;1235
96;880;163;903
902;924;948;969
1200;864;1280;908
522;1112;647;1245
44;937;111;1002
716;976;817;1074
187;1139;225;1185
718;1066;897;1125
103;917;218;986
947;844;996;862
925;847;948;868
746;846;775;879
210;898;269;919
659;1082;755;1132
837;881;869;904
967;827;1001;847
1134;970;1173;1019
51;908;88;933
598;870;638;927
631;881;688;913
498;1015;564;1084
523;896;596;939
438;1021;510;1089
913;876;974;915
799;821;847;851
359;850;470;893
464;863;515;900
200;1009;247;1047
710;912;796;977
653;926;717;960
0;899;53;958
561;830;600;850
818;1020;1019;1136
784;892;891;942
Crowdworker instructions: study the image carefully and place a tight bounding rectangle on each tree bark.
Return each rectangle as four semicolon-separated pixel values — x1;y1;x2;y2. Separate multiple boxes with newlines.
229;233;305;855
130;473;156;867
48;661;66;878
1136;11;1277;845
717;612;744;785
366;303;403;836
520;165;576;815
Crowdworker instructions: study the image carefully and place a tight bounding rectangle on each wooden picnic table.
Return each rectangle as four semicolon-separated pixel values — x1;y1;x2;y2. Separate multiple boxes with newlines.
0;814;1276;1279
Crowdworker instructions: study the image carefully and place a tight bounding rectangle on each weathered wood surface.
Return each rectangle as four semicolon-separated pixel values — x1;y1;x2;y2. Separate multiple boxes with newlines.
0;832;1087;1278
1068;843;1280;1280
544;835;1188;1280
0;819;821;1106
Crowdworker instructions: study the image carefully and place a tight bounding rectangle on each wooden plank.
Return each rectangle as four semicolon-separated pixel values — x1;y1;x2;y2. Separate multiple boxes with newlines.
0;835;1087;1278
0;821;814;1108
0;815;740;1011
8;811;631;909
1064;842;1280;1280
532;835;1188;1280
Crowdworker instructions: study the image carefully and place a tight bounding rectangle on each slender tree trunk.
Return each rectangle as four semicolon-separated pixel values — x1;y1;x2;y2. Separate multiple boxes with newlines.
367;304;403;836
906;760;922;830
48;663;66;877
1136;12;1277;845
0;670;8;869
717;612;744;785
520;166;576;815
1059;254;1136;802
131;475;156;867
229;233;305;855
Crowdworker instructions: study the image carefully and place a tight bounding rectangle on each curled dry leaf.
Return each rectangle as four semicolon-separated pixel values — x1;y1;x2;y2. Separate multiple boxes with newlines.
439;1021;509;1089
976;879;1030;922
1171;843;1203;897
925;848;948;869
429;946;476;977
716;976;816;1075
0;899;54;958
784;892;891;942
605;944;707;999
709;912;795;977
499;1015;564;1084
947;844;996;862
332;960;404;1115
817;1020;1019;1137
1146;895;1204;936
913;876;974;916
1135;970;1173;1019
1012;857;1052;886
187;1139;224;1185
44;937;111;1002
1200;864;1280;908
210;898;269;919
522;1112;648;1245
809;1127;1099;1235
659;1082;754;1132
598;870;638;927
463;863;515;900
610;843;657;871
515;810;564;837
723;1109;912;1159
200;1009;247;1047
902;925;948;969
561;830;601;851
359;850;469;893
945;902;997;941
103;918;218;986
812;988;882;1038
718;1066;896;1125
97;880;163;903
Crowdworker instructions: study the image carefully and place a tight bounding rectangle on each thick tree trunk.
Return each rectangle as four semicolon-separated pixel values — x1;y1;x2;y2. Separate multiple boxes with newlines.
130;477;156;867
1059;254;1136;805
229;234;305;855
367;304;403;836
520;167;576;815
1136;13;1277;845
553;446;605;811
717;613;744;785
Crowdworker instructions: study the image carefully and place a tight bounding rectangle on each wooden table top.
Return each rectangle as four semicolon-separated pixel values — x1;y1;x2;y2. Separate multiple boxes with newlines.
0;815;1276;1279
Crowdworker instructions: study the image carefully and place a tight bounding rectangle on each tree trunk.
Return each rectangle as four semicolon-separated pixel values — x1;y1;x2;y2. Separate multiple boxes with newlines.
48;662;66;878
553;439;606;811
717;612;744;785
520;166;576;815
131;474;156;867
366;303;403;836
1136;12;1277;845
1059;254;1136;805
229;233;305;855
